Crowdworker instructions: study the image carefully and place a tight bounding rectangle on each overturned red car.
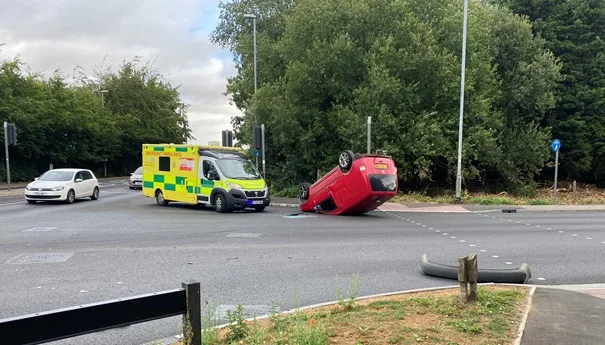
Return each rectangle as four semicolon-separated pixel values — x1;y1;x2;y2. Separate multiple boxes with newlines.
299;150;398;215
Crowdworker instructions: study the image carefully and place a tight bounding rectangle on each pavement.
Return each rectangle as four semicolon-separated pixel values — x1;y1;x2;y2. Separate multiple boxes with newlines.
1;192;605;344
519;284;605;345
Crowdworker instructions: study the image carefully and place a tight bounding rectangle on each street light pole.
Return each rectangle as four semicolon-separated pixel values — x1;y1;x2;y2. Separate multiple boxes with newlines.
244;13;259;168
455;0;469;204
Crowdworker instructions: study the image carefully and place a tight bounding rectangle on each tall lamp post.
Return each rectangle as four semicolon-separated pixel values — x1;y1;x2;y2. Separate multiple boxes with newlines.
455;0;469;204
244;13;259;168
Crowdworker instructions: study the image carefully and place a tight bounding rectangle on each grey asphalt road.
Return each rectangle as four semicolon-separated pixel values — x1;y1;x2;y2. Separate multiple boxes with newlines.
1;189;604;345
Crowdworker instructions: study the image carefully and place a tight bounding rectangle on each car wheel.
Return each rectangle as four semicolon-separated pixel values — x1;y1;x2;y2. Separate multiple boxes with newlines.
299;182;311;201
254;206;266;212
26;200;36;204
214;193;228;213
339;150;354;173
129;186;134;190
91;187;100;200
65;189;75;204
155;189;169;206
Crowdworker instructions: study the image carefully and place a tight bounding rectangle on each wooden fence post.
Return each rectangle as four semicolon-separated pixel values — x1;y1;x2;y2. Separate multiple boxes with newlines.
457;256;468;304
182;280;201;345
573;180;577;203
466;254;478;304
458;254;478;304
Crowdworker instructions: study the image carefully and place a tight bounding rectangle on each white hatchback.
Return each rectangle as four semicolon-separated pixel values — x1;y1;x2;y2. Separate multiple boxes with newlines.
24;168;100;204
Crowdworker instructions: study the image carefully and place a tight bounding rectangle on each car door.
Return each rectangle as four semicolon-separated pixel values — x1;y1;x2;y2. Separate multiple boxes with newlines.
82;171;95;196
199;159;219;204
73;171;89;197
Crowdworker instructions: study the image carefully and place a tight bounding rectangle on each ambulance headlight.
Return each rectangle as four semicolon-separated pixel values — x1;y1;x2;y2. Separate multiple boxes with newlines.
228;182;244;190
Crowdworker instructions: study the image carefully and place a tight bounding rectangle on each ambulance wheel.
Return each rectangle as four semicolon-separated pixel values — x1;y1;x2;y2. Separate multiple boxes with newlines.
214;193;228;213
155;189;169;206
339;150;354;173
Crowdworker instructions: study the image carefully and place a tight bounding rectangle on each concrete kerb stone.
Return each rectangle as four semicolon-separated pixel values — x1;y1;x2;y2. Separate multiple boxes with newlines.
269;203;299;208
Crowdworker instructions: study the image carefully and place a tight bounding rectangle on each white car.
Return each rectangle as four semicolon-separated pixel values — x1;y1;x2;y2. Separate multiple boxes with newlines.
24;168;100;204
129;166;143;189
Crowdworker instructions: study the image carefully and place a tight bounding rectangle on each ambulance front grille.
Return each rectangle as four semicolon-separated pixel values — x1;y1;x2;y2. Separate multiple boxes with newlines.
245;190;266;199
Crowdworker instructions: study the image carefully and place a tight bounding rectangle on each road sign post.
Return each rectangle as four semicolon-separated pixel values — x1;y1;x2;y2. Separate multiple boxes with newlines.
3;122;12;191
552;139;561;202
261;124;266;179
367;116;371;154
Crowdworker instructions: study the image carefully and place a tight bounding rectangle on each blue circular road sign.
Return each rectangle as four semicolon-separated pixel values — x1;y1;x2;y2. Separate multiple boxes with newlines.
552;139;561;152
253;149;260;157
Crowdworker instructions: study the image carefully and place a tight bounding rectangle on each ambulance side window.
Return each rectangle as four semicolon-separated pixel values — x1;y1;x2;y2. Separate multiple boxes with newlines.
203;160;218;180
159;157;171;172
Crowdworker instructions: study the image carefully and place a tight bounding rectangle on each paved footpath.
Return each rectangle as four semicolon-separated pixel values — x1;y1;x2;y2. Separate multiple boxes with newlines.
520;285;605;345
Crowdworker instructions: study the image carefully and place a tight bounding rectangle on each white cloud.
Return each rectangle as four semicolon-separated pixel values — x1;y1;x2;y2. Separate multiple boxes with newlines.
0;0;240;144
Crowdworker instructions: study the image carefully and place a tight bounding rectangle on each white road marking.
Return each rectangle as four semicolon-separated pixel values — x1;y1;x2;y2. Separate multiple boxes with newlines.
469;244;476;247
536;225;541;228
421;225;427;228
23;227;57;232
0;201;26;206
505;262;513;265
451;236;456;239
443;233;448;236
492;255;499;258
435;230;441;233
429;227;433;230
559;231;565;233
547;228;552;230
537;278;546;281
586;238;592;240
572;234;578;236
516;221;521;224
525;223;531;226
459;240;466;243
480;249;486;252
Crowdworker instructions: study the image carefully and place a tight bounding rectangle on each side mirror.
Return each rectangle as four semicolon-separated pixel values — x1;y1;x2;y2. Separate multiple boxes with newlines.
34;177;39;181
130;173;134;176
75;178;83;183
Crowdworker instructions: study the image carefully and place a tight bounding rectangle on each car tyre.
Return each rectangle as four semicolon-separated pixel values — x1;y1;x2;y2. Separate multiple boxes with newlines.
26;200;36;204
214;193;228;213
155;189;169;206
91;187;100;200
129;186;134;190
299;182;311;201
65;189;76;204
254;206;266;212
338;150;354;173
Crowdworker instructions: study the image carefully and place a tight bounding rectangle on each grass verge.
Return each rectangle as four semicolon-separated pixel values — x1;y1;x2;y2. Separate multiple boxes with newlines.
173;285;529;345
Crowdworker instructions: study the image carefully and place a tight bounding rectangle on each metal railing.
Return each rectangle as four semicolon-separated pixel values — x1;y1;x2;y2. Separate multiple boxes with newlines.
0;280;201;345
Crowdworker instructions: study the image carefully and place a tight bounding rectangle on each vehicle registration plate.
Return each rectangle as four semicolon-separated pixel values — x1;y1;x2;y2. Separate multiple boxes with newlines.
374;163;388;169
34;192;47;196
251;200;263;205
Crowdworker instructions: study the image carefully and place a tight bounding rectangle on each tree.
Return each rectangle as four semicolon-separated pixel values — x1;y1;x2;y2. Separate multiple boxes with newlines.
497;0;605;183
213;0;560;193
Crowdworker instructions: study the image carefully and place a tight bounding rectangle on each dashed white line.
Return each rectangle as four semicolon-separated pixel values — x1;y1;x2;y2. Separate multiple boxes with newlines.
586;238;592;240
480;250;487;252
421;225;427;228
536;225;541;228
469;244;476;247
525;223;531;226
572;234;578;236
559;230;565;233
516;221;521;224
537;278;546;281
451;236;456;239
435;230;441;233
429;227;433;230
443;233;448;236
505;262;513;265
492;255;499;258
459;240;466;243
547;228;552;230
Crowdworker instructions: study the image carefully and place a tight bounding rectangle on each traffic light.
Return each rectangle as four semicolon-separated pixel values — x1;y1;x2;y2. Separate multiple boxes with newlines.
253;125;262;151
221;130;233;147
4;122;17;146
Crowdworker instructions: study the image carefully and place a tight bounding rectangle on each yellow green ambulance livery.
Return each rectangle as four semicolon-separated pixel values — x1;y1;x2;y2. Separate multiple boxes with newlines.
142;144;270;212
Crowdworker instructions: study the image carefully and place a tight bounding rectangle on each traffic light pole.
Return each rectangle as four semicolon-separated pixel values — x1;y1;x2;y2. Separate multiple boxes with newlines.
3;121;11;191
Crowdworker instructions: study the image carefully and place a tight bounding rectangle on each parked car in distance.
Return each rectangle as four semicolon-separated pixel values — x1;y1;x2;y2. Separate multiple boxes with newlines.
129;166;143;189
299;150;398;215
24;168;100;204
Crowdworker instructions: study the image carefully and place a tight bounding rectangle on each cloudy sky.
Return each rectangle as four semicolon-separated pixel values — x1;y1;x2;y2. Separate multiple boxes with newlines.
0;0;239;144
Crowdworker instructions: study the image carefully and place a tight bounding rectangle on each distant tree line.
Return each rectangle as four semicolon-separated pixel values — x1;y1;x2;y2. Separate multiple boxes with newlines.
0;56;192;181
211;0;605;195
